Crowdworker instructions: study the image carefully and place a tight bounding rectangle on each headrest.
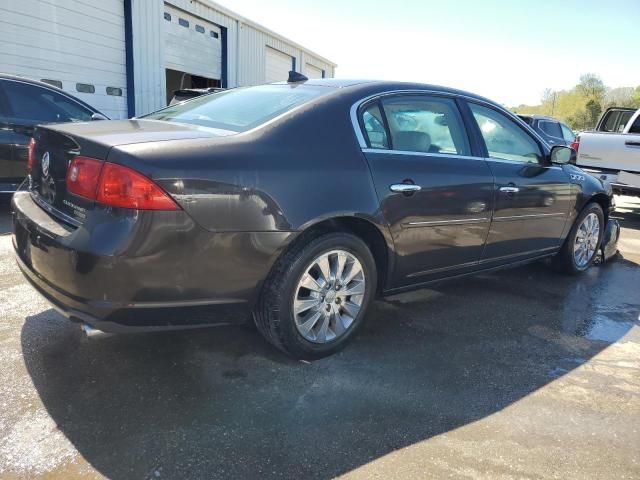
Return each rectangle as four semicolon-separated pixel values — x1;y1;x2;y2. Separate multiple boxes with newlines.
394;131;431;152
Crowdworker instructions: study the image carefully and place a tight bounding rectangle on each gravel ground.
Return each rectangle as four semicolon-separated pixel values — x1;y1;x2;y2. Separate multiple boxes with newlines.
0;196;638;480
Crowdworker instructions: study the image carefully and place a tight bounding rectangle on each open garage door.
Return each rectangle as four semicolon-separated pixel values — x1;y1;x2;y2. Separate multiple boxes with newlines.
0;0;128;119
265;47;293;83
164;4;222;93
305;63;324;79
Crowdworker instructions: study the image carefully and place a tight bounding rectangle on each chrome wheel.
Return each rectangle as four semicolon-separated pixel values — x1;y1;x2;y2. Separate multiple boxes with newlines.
573;212;600;269
293;249;366;344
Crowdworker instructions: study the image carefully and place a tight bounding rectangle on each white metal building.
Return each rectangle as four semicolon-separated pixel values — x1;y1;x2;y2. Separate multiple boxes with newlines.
0;0;336;119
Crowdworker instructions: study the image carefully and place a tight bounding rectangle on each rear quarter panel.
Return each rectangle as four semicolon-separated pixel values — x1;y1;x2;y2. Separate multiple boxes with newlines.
110;91;385;235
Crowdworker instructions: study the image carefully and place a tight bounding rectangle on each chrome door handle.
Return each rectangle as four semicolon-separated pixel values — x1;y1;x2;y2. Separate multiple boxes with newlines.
499;186;520;193
390;184;422;193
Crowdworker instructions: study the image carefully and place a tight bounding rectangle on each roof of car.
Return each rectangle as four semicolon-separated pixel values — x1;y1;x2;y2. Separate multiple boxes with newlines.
272;78;505;106
0;72;103;115
517;114;559;121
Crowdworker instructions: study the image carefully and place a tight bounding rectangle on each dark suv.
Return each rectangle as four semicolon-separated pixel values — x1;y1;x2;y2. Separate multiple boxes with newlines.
0;74;107;194
517;114;575;147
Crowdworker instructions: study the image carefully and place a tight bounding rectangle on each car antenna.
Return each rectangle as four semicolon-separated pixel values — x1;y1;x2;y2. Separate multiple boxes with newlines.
287;71;308;83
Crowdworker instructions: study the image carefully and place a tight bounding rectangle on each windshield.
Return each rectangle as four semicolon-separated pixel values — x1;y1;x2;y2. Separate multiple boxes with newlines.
143;84;329;132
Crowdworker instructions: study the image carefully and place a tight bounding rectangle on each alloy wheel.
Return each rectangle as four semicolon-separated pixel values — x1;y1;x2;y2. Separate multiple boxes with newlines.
293;249;366;343
573;212;600;269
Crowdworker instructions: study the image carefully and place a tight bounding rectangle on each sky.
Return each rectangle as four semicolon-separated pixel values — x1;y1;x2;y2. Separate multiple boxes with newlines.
216;0;640;106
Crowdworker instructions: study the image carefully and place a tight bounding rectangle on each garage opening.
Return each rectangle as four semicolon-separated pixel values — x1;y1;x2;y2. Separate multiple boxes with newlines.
265;47;294;83
164;4;222;105
165;69;221;105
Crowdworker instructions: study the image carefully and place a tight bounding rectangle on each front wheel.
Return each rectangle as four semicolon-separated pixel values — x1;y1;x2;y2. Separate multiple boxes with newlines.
552;202;604;274
254;232;377;359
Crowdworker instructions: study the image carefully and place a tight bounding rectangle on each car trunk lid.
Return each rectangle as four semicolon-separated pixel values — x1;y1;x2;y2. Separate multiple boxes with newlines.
28;119;233;224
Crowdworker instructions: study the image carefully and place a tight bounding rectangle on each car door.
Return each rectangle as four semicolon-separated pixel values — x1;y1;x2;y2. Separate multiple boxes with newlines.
0;79;94;184
465;102;572;263
358;94;494;286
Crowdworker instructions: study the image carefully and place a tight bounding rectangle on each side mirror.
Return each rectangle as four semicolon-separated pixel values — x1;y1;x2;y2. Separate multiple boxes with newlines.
91;112;108;121
550;145;576;165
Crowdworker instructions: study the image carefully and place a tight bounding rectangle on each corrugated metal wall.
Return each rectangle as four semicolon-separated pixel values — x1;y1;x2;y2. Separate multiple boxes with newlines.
131;0;335;116
131;0;165;116
238;22;334;85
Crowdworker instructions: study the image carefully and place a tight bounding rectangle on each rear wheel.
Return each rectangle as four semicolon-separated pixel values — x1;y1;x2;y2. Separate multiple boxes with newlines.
254;232;376;359
552;202;604;274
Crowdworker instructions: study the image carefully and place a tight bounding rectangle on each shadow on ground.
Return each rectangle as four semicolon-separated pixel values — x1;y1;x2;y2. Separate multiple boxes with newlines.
21;250;640;478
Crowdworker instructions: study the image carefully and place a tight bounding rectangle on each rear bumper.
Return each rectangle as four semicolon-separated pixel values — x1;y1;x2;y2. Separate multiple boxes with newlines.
11;192;292;332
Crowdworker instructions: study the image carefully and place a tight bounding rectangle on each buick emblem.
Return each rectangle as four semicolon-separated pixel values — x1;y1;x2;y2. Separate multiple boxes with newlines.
41;152;50;178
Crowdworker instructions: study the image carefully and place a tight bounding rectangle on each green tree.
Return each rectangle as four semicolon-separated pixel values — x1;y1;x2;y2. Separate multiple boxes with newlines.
576;73;606;102
585;99;602;129
604;87;638;108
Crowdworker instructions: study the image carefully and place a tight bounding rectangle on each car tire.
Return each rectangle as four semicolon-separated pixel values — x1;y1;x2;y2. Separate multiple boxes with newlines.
552;202;604;274
254;232;377;359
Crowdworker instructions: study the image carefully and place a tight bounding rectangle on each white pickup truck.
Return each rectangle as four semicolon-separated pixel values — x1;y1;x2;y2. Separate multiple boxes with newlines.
573;107;640;196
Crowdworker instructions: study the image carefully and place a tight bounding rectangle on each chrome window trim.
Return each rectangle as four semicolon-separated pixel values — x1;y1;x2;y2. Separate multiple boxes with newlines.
350;89;550;150
362;147;562;170
362;147;484;162
483;156;562;170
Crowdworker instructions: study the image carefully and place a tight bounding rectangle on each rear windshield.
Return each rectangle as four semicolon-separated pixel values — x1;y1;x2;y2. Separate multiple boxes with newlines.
143;84;329;132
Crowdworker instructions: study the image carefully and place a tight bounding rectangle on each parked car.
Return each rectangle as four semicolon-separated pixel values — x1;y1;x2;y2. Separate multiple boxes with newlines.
0;74;108;194
517;114;576;146
13;79;619;359
169;87;225;105
572;107;640;196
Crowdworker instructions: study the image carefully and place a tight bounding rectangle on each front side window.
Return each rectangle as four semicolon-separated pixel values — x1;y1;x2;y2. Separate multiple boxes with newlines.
560;123;575;142
143;84;329;132
361;103;388;149
601;111;619;132
629;115;640;134
1;80;93;123
380;95;470;155
539;120;563;139
469;103;543;164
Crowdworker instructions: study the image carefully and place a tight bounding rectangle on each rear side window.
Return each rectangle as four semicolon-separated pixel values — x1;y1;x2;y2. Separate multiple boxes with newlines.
361;103;388;149
143;84;329;132
601;111;619;132
619;111;634;132
380;95;470;155
560;123;575;142
1;80;93;124
538;120;563;138
469;103;542;164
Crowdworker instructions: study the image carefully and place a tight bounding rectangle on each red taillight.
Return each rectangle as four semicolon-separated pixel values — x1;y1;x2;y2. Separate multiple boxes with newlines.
66;156;103;200
66;157;179;211
570;135;580;153
27;138;36;171
96;162;179;210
